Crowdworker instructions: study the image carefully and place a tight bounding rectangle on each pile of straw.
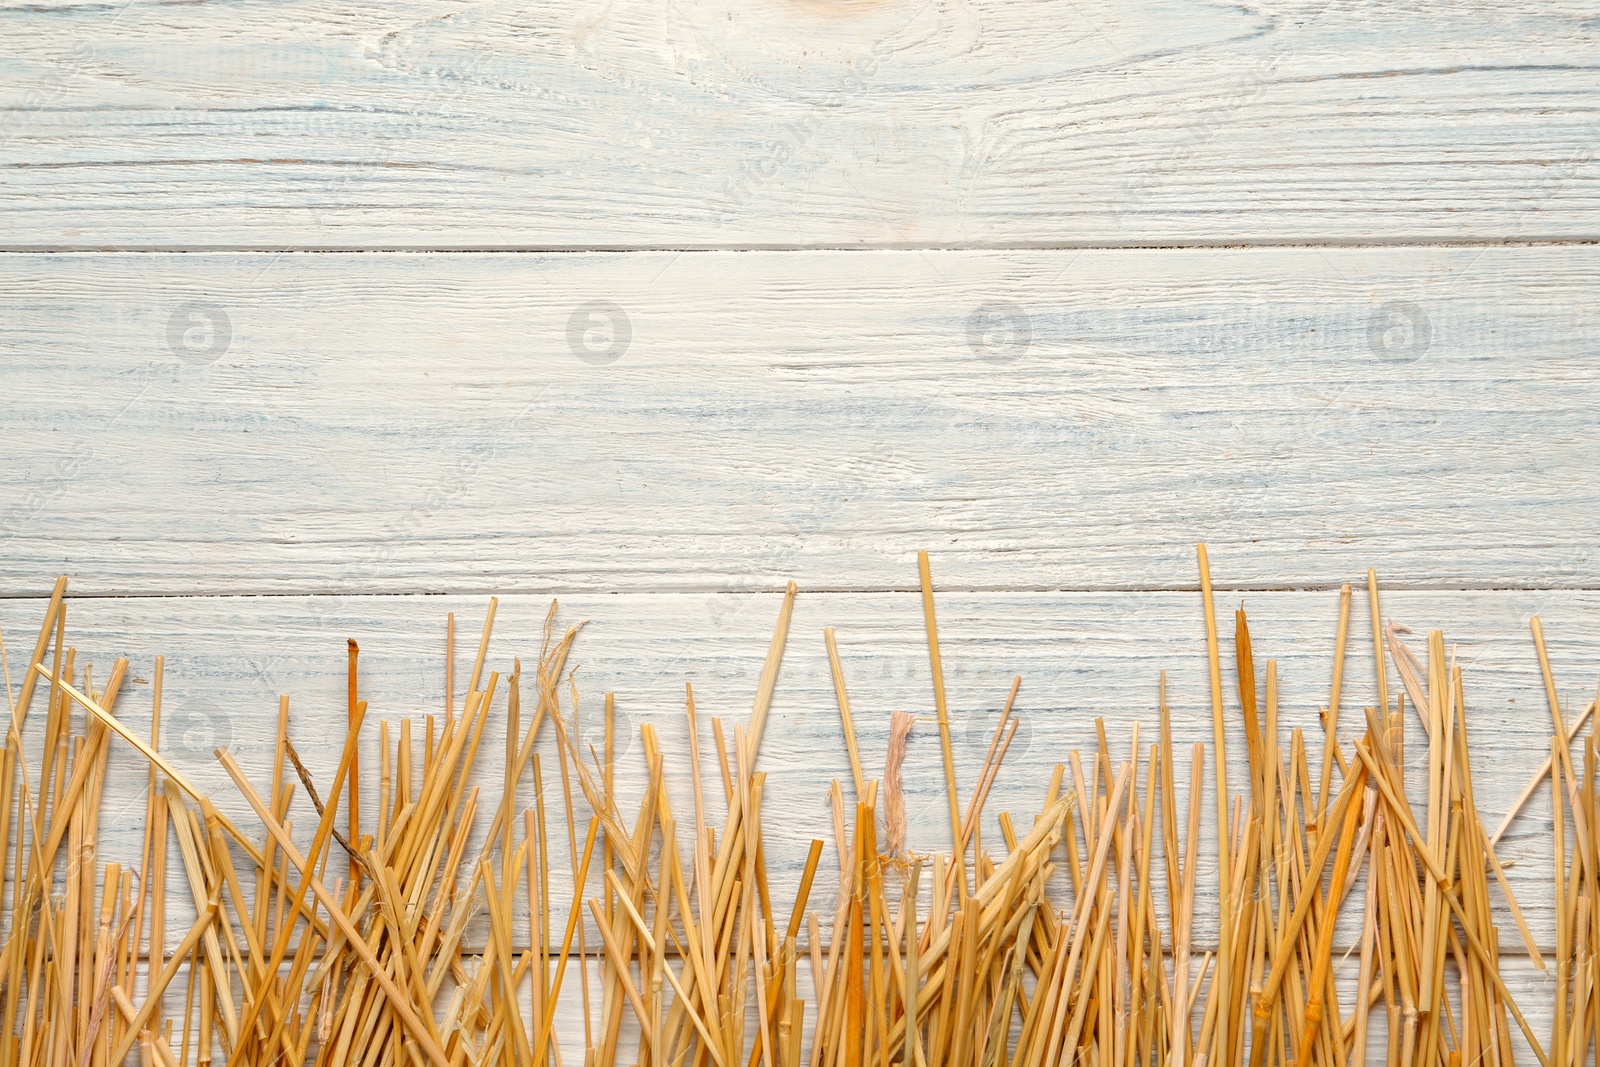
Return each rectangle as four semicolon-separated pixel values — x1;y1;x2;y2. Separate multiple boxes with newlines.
0;547;1591;1067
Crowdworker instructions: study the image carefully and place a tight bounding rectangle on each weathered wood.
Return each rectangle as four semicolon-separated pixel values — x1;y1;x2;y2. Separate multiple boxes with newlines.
2;247;1597;596
5;911;1572;1066
5;0;1591;1047
2;0;1598;249
550;954;1565;1067
2;587;1594;954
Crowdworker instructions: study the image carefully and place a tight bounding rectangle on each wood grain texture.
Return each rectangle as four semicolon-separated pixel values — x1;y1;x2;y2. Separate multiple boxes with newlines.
3;587;1595;955
5;0;1595;1041
544;956;1569;1067
369;956;1576;1067
2;0;1599;249
542;957;1567;1067
81;953;1569;1067
2;247;1597;596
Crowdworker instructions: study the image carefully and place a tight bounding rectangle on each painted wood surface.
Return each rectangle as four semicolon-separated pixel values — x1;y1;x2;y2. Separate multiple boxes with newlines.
5;0;1596;1047
4;587;1595;956
3;247;1597;597
115;954;1565;1067
3;0;1600;249
552;957;1565;1067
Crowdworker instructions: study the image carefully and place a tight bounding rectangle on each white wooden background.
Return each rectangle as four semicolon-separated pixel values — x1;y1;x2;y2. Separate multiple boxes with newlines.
3;0;1600;1059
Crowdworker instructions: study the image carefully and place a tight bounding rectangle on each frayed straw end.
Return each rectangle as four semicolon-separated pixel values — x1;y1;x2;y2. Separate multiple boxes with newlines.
884;710;917;856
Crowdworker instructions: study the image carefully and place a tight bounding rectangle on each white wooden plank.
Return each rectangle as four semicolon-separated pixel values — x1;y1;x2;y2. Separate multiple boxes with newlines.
38;939;1576;1067
2;247;1597;596
534;955;1568;1067
2;588;1595;956
541;955;1567;1067
2;0;1598;248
